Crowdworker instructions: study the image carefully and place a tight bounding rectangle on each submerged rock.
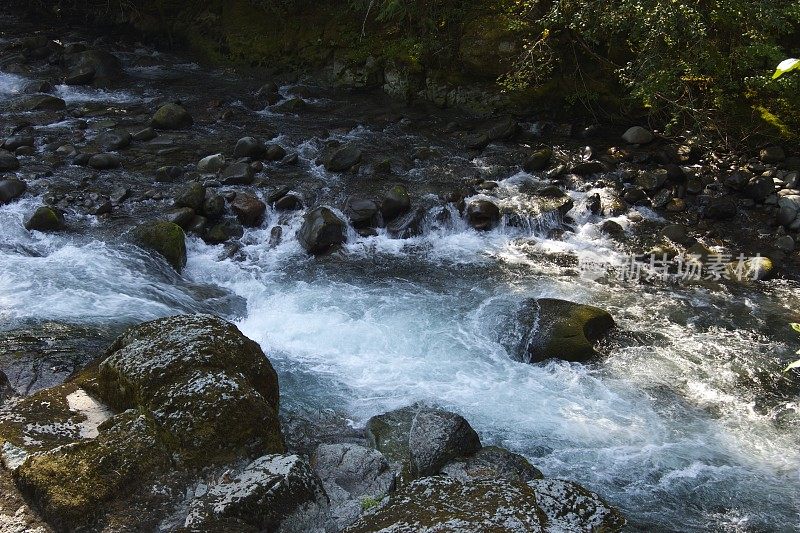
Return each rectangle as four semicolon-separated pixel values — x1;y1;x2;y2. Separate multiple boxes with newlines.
298;206;347;255
380;185;411;222
24;206;64;232
519;298;615;363
345;476;546;532
132;220;187;272
184;454;329;531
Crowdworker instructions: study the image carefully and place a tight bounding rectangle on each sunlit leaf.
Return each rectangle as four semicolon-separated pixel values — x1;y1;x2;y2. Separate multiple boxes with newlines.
773;58;800;79
785;359;800;372
791;323;800;333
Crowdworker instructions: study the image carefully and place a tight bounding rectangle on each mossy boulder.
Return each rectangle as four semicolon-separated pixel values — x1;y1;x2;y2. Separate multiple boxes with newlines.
151;103;193;130
13;410;172;532
344;476;547;532
133;220;187;272
519;298;615;363
529;479;626;532
24;206;64;232
96;314;284;464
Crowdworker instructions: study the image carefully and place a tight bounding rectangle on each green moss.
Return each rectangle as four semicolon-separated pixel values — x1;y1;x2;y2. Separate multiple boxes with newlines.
133;221;187;272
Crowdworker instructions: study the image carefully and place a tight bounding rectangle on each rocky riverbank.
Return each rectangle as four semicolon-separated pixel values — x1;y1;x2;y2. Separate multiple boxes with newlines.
1;12;799;532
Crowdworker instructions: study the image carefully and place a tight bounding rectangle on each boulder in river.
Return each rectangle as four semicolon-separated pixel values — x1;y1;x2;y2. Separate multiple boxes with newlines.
133;220;187;271
231;192;266;227
88;152;120;170
24;206;64;232
322;144;363;172
622;126;654;144
64;49;122;85
703;197;737;220
519;298;615;363
530;478;626;532
197;153;226;174
345;197;381;228
174;182;206;211
151;103;193;130
523;148;553;172
233;136;266;159
2;135;34;152
408;408;482;477
440;446;543;484
0;150;21;171
12;94;66;111
466;199;500;230
298;206;347;254
0;178;26;204
221;161;256;185
380;185;411;222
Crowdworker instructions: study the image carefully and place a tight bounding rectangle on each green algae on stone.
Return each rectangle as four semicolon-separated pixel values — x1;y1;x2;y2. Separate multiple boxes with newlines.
133;220;187;272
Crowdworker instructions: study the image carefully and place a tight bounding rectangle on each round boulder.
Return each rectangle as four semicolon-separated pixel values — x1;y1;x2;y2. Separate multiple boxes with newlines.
466;199;500;230
133;221;187;272
24;206;64;232
297;206;347;255
151;103;193;130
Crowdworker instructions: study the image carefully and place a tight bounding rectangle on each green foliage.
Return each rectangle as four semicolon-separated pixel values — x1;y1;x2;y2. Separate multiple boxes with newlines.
785;323;800;372
774;58;800;79
361;496;381;510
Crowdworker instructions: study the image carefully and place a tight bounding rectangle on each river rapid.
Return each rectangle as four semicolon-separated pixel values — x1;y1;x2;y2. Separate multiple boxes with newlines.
1;23;799;532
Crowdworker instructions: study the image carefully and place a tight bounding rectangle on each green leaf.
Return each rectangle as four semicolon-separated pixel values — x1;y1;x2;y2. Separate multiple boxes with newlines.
785;359;800;372
773;58;800;79
791;323;800;333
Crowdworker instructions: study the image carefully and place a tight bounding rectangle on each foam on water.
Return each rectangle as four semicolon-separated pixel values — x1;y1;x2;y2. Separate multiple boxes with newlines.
54;84;147;104
0;71;26;98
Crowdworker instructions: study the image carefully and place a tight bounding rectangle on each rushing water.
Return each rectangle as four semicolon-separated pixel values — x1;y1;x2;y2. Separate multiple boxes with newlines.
1;36;800;532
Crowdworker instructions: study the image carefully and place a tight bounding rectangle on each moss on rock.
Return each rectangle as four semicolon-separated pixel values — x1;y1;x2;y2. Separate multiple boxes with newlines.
133;220;187;272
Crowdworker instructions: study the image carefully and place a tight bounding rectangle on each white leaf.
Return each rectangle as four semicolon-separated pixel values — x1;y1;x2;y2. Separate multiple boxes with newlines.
773;58;800;79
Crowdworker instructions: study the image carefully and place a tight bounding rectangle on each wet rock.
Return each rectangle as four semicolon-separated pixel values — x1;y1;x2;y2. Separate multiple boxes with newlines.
345;476;546;532
408;408;481;477
185;454;329;531
231;193;266;227
255;82;281;105
345;197;381;228
274;97;305;113
97;131;132;151
151;103;193;130
312;443;396;529
174;182;206;211
661;224;694;246
198;153;226;174
666;198;686;212
202;193;225;220
571;161;606;176
651;188;673;209
380;185;411;222
441;446;543;484
13;94;66;111
529;478;626;532
623;187;649;205
365;405;417;470
205;220;244;244
164;207;196;229
24;206;64;232
600;220;625;239
88;153;120;170
724;170;751;191
132;221;187;271
734;256;775;281
97;314;284;463
323;144;363;172
265;143;287;161
523;148;552;172
269;226;283;247
760;146;785;164
777;195;800;226
221;161;256;185
466;199;500;230
64;49;122;85
155;165;183;182
64;66;95;85
234;136;266;159
298;206;347;255
600;189;627;216
14;410;172;532
622;126;654;144
22;80;54;94
93;200;112;216
2;135;34;151
636;169;667;192
744;174;775;202
703;197;737;220
132;127;157;141
387;206;427;238
110;186;130;203
0;151;20;171
519;298;615;363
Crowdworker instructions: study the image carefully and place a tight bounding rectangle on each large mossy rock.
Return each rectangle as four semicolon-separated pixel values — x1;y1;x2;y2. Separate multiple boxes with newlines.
519;298;615;363
96;314;284;464
133;220;187;272
151;103;193;130
14;411;172;532
24;206;64;232
344;476;547;532
529;478;626;532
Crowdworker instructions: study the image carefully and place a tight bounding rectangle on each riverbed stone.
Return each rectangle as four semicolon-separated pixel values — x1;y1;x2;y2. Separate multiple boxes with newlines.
234;136;266;159
88;153;120;170
703;197;737;219
164;207;195;229
174;182;206;211
345;476;546;532
519;298;615;363
622;126;654;144
0;178;26;204
0;151;21;171
13;94;66;111
231;193;266;227
24;206;64;232
64;49;122;85
2;135;34;152
529;478;626;532
466;199;500;230
298;206;347;254
185;454;330;531
132;221;187;271
221;161;256;185
155;165;183;182
345;197;381;228
380;185;411;222
198;153;225;174
323;144;363;172
312;443;396;528
151;103;193;130
523;148;553;172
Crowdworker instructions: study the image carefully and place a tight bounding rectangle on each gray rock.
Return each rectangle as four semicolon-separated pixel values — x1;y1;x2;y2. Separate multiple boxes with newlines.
622;126;654;144
466;199;500;230
234;136;266;159
725;170;752;191
184;454;330;531
174;182;206;211
529;478;625;532
0;369;15;404
265;143;287;161
703;197;737;220
440;446;543;484
651;188;673;209
132;127;157;142
345;476;546;532
312;443;396;529
661;224;694;246
97;131;131;151
380;185;411;222
221;161;256;185
24;206;64;232
88;153;120;170
0;178;27;204
345;197;381;228
64;49;122;84
523;148;552;172
155;165;183;183
275;193;303;211
408;408;481;477
775;235;795;253
323;144;363;172
164;207;196;229
198;153;226;174
365;404;418;469
744;175;775;202
518;298;615;363
13;94;66;111
205;220;245;244
2;135;34;151
760;146;785;164
202;193;225;220
0;151;20;171
297;206;347;254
